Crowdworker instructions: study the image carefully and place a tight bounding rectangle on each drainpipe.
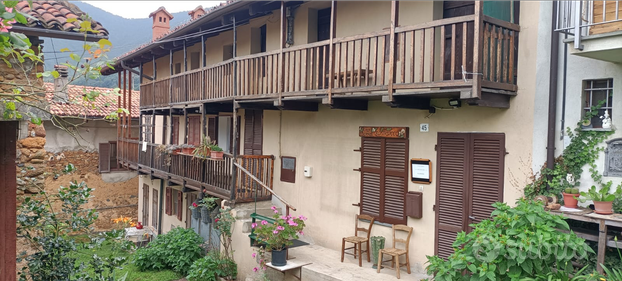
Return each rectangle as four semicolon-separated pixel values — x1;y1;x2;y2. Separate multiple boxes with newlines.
546;1;560;188
560;33;568;141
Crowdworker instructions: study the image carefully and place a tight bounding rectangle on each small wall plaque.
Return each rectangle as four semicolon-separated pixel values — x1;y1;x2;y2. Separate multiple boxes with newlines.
411;158;432;184
281;156;296;183
604;138;622;177
359;126;408;139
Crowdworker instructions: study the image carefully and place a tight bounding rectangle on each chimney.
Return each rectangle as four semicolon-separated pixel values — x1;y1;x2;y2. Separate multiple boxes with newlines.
188;6;206;21
53;65;69;104
149;7;174;41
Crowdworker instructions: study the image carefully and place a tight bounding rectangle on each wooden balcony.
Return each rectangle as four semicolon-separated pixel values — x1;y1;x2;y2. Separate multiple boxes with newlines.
117;139;273;202
139;15;519;109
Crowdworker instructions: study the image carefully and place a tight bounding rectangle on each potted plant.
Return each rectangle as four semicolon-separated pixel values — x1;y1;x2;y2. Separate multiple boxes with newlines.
180;144;196;155
188;200;201;219
251;206;306;266
562;187;581;209
192;135;212;159
210;144;224;160
578;182;617;215
195;196;219;224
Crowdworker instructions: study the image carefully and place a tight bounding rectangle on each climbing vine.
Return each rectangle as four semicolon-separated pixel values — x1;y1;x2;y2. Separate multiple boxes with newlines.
524;105;614;202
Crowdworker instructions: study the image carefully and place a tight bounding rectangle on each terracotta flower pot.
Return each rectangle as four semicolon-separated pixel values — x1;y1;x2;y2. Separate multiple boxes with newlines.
211;151;224;159
182;147;194;154
562;192;580;208
172;149;181;155
593;201;613;215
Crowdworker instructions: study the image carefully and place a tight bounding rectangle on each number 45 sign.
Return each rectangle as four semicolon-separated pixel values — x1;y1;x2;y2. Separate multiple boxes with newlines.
419;123;429;132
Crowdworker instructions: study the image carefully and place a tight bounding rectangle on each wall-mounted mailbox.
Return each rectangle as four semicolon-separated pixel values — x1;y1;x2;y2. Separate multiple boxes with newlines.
406;191;423;219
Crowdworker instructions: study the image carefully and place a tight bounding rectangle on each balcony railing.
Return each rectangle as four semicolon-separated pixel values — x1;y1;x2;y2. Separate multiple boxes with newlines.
556;1;622;49
119;139;274;202
139;15;519;108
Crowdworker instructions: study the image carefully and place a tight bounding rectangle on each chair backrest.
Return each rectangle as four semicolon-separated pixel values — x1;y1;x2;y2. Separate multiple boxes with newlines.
355;214;375;239
392;224;413;250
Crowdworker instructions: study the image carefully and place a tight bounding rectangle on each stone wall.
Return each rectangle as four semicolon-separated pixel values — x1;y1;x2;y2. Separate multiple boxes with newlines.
16;122;47;194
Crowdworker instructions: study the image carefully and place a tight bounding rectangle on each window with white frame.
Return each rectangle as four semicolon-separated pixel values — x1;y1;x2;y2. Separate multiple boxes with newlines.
583;79;613;129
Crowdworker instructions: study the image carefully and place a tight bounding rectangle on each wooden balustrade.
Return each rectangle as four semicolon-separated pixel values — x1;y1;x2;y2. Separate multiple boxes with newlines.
138;15;519;108
235;155;274;202
140;83;154;107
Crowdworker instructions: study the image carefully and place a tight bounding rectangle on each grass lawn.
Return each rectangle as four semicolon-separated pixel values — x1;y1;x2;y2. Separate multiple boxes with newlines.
74;242;183;281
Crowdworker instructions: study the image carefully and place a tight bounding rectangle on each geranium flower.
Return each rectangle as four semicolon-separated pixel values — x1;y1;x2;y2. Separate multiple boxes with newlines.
271;206;277;211
288;221;298;226
251;223;257;229
252;252;256;258
192;202;198;208
277;226;285;231
298;215;307;221
1;8;16;33
261;220;268;225
273;230;279;234
215;218;219;223
253;267;258;272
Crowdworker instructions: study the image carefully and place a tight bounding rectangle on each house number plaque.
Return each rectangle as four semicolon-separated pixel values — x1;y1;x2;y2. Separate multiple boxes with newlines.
604;138;622;177
359;126;409;139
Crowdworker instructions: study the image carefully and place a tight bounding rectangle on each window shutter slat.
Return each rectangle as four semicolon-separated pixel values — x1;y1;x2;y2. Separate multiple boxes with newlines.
99;143;111;173
469;134;505;226
244;112;254;155
142;184;149;225
165;187;171;215
152;189;158;229
177;191;183;221
252;110;263;155
435;133;469;259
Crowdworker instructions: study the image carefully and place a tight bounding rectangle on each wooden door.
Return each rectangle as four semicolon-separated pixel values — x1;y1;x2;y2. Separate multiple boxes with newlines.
142;184;150;226
187;116;201;146
244;110;263;155
434;133;504;259
442;1;474;81
152;188;158;230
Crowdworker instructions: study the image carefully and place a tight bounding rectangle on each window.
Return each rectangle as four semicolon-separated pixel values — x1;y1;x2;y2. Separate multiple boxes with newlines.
172;189;179;216
152;188;159;229
317;8;331;41
583;79;613;129
223;45;234;61
260;25;267;53
99;142;118;173
142;184;149;225
174;63;182;74
165;187;172;215
360;137;408;224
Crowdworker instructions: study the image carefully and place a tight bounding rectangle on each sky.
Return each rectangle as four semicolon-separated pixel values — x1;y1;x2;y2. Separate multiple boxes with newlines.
82;1;225;19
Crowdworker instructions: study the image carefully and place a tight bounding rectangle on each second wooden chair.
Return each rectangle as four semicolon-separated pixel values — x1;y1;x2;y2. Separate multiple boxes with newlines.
340;214;375;267
377;224;413;279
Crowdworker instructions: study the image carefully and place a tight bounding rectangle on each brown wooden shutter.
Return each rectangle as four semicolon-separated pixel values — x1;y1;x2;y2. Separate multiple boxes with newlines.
99;143;111;173
383;139;408;225
152;188;159;229
142;184;149;225
208;116;218;144
165;187;172;215
188;116;201;146
360;138;382;219
435;133;469;259
176;190;183;221
172;117;180;145
244;110;263;155
469;134;505;227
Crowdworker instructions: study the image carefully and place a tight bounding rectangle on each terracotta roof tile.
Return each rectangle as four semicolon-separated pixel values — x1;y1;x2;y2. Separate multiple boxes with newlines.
44;83;139;119
15;0;108;36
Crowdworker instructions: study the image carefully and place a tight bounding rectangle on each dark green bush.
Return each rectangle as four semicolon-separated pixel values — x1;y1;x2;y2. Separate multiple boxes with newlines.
426;199;593;281
134;227;204;274
186;251;237;281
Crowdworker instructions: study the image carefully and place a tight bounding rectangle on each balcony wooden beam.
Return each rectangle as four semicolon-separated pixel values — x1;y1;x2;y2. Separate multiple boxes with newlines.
274;100;319;111
322;97;368;111
383;95;430;110
466;93;510;109
204;103;234;114
237;102;279;111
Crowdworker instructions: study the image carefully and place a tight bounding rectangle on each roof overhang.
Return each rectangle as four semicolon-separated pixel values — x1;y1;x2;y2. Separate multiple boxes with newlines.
11;25;109;42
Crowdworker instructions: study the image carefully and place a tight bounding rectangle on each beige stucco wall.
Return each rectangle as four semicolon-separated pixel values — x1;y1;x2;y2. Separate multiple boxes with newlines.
139;176;190;233
138;176;162;230
44;119;138;153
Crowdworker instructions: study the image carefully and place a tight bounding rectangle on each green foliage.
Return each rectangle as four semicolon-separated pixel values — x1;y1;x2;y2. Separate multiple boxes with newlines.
186;251;237;281
134;227;204;275
525;112;614;202
425;199;593;281
519;265;600;281
564;188;580;194
215;208;236;261
578;183;620;203
17;180;133;281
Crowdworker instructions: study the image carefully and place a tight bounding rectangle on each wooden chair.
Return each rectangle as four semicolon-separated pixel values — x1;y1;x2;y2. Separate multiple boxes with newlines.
376;224;413;279
341;214;375;267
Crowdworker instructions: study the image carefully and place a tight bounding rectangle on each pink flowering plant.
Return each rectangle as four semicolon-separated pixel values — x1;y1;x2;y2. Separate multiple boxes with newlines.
252;206;307;251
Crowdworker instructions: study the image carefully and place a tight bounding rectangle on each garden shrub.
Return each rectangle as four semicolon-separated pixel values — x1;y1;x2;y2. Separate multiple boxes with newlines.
186;251;237;281
426;199;593;281
134;227;204;274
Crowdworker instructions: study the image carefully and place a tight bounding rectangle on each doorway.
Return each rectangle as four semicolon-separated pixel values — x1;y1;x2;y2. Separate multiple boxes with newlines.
434;132;505;259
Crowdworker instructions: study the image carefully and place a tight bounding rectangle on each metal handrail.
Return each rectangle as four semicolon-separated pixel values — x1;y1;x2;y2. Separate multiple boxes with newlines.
233;162;296;212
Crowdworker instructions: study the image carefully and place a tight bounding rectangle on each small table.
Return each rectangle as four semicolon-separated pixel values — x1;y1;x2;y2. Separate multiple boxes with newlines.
125;226;157;246
266;261;312;281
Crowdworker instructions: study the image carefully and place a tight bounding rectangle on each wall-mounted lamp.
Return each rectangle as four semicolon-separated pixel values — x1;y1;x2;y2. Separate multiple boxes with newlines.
448;99;461;107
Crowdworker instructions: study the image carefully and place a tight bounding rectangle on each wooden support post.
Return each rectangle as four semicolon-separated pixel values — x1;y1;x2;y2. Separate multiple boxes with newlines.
277;1;286;106
231;15;239;201
138;111;143;165
387;1;399;102
152;56;156;105
183;107;188;144
117;71;121;142
169;49;173;103
597;219;606;274
168;110;173;145
152;111;156;143
123;70;127;141
0;122;17;281
472;1;484;99
201;104;206;140
327;0;337;105
201;35;206;68
128;71;132;139
183;40;187;72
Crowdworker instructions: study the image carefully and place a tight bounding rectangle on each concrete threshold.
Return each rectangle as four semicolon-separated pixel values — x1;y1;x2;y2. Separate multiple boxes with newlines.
267;244;430;281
